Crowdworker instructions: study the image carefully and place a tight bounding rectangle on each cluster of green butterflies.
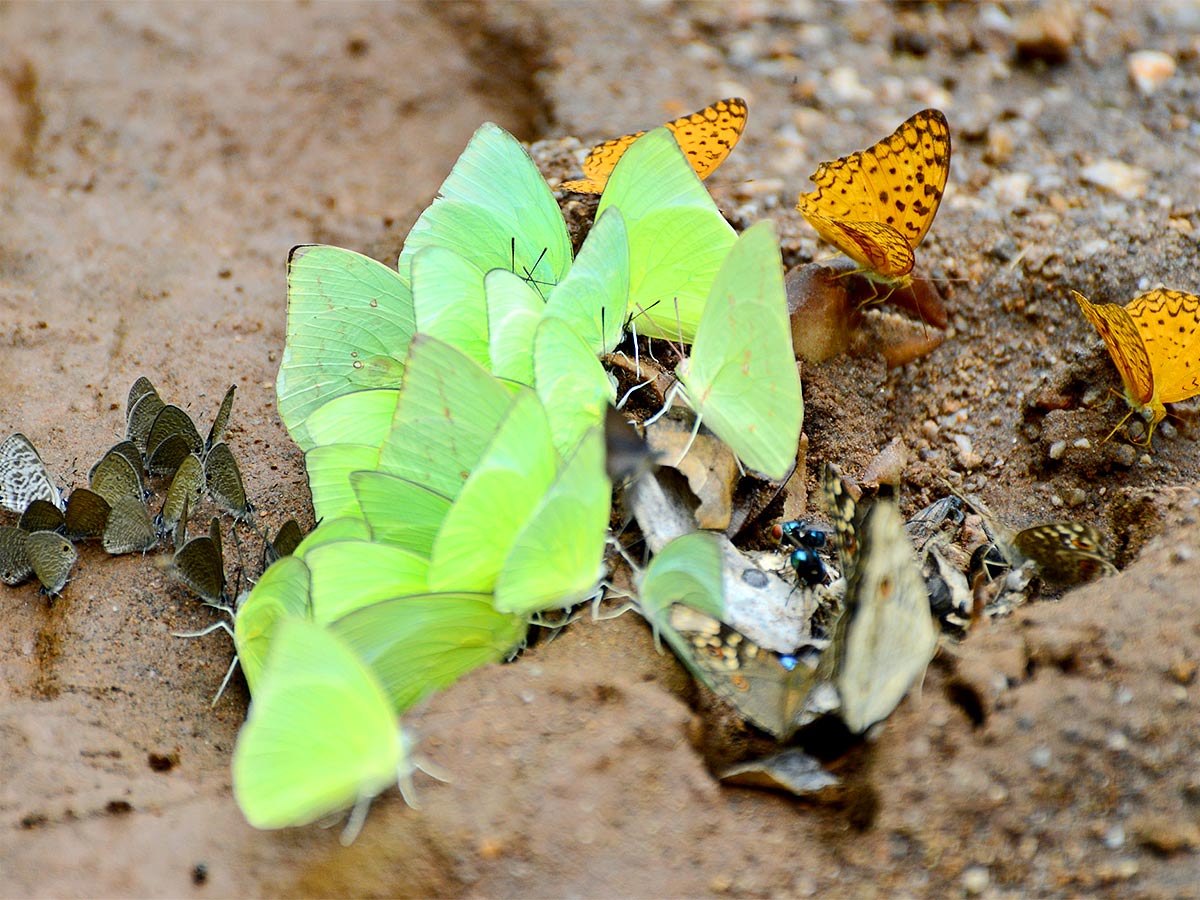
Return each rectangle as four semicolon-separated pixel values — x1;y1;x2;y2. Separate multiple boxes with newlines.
217;118;811;839
0;379;252;596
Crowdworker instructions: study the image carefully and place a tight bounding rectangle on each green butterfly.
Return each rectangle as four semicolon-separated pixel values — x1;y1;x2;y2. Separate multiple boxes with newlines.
329;593;527;714
596;127;736;343
638;531;822;741
676;221;804;481
485;207;630;386
276;246;414;452
397;122;572;296
232;617;413;843
533;316;616;459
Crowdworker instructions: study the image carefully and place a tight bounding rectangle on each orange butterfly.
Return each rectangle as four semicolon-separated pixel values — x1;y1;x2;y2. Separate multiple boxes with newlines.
559;98;748;194
1073;289;1200;444
796;109;950;290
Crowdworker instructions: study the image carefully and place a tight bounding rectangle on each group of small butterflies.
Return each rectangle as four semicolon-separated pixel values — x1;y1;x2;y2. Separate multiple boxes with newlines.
0;378;276;599
563;99;1200;444
644;462;1117;747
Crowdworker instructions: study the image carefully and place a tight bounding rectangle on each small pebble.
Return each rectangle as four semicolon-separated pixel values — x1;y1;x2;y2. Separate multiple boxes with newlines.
1103;824;1126;850
1014;1;1077;63
1114;686;1134;705
1106;730;1130;752
1048;440;1066;460
1171;545;1195;564
962;866;989;896
1030;746;1052;769
1127;49;1176;95
1081;159;1149;200
1168;654;1197;685
1072;437;1091;449
1112;444;1137;467
1063;487;1086;508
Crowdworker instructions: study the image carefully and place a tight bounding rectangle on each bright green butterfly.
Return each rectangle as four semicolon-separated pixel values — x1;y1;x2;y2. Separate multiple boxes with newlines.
542;206;629;354
349;470;451;558
493;427;610;615
305;539;431;625
410;246;491;369
397;122;572;296
637;531;725;626
533;316;616;457
291;516;372;556
428;390;558;595
234;554;312;695
304;388;401;450
639;531;821;741
330;593;527;714
304;443;380;522
232;617;412;843
485;268;544;384
596;127;736;343
676;220;803;481
378;335;516;501
276;246;414;452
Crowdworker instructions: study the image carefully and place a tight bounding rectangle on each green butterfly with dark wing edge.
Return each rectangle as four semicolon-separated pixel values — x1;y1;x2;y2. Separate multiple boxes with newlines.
637;531;829;741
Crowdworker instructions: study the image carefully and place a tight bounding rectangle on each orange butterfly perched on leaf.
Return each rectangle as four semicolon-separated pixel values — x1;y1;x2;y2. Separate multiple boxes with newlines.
1072;288;1200;445
559;98;748;194
796;109;951;291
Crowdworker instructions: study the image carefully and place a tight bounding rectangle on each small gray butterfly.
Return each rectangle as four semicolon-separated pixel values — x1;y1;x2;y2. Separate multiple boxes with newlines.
0;433;63;514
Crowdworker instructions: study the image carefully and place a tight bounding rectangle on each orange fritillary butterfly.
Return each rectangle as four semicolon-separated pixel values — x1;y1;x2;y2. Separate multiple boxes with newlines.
1072;288;1200;444
796;109;951;287
559;98;748;194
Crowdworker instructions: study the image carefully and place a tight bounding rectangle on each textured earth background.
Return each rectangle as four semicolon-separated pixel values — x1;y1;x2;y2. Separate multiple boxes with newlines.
3;2;1200;897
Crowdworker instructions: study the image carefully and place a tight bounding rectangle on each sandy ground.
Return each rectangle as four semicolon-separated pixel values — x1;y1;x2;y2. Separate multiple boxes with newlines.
2;2;1200;897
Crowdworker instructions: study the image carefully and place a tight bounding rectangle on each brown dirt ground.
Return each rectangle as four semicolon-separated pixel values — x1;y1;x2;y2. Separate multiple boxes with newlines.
2;2;1200;897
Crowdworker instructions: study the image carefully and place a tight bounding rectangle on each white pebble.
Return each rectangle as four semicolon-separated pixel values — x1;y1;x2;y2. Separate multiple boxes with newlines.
1128;50;1176;95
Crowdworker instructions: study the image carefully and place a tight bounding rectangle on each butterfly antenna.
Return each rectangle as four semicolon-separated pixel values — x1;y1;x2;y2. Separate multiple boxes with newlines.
642;381;680;428
671;405;705;471
615;379;653;410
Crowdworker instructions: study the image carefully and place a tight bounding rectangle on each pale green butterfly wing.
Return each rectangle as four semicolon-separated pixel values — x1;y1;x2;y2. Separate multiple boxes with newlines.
304;539;430;624
397;123;571;291
276;245;414;451
304;389;400;450
639;533;823;740
234;555;312;695
832;500;937;734
428;390;558;594
622;208;737;342
292;517;372;558
676;220;803;481
379;335;515;501
485;268;544;385
637;531;725;626
232;617;409;832
88;445;144;506
596;128;736;343
533;317;616;457
349;471;451;558
543;206;629;354
411;247;491;368
494;427;610;615
331;593;528;714
304;444;379;522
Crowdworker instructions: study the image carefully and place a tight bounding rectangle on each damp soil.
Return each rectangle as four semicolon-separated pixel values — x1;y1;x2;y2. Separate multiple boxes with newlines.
3;2;1200;897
